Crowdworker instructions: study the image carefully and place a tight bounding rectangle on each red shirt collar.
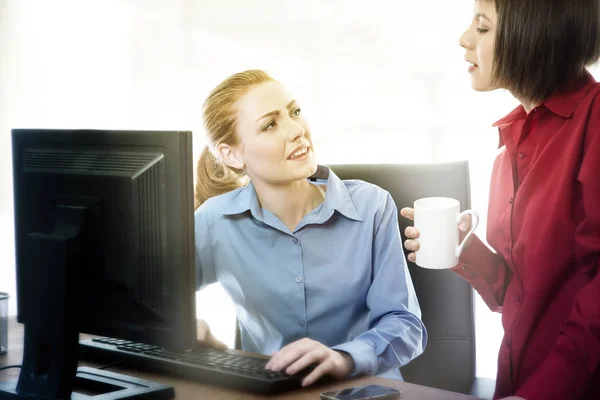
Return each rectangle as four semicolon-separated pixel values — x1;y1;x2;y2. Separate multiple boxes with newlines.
492;71;597;148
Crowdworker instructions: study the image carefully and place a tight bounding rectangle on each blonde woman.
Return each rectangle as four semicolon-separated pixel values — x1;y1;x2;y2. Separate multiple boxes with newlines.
194;70;426;387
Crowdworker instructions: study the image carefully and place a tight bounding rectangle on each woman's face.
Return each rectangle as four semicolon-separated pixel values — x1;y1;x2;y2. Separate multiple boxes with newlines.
459;0;498;92
224;80;317;187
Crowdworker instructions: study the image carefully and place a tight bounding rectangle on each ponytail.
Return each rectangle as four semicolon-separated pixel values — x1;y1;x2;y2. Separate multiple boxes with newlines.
195;69;274;209
194;146;246;210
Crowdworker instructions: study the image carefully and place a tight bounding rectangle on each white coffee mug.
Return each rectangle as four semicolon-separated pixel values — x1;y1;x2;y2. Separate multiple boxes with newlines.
413;197;479;270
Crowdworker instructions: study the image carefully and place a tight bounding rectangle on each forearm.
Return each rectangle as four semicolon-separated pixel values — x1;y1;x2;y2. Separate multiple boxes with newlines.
517;111;600;399
515;262;600;400
332;312;426;377
450;234;512;311
346;192;426;376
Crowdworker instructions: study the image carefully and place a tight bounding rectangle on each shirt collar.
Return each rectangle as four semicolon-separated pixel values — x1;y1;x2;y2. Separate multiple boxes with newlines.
544;71;597;118
492;71;597;148
216;179;262;218
309;165;362;221
217;165;362;222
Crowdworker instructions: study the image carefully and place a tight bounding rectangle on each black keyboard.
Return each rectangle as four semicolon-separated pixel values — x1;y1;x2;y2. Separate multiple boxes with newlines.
79;338;303;393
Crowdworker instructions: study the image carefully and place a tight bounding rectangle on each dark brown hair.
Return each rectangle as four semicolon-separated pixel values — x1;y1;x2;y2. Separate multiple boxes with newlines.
490;0;600;102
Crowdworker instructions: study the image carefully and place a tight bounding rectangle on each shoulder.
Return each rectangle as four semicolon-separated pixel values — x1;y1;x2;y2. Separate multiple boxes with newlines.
590;82;600;110
582;80;600;113
583;83;600;145
194;186;248;223
343;179;387;198
342;179;394;215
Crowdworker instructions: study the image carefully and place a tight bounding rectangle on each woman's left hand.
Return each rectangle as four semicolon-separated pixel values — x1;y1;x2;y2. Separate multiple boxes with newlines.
265;338;354;386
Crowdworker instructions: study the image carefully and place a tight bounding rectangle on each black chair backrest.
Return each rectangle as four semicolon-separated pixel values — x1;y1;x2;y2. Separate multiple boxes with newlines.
328;162;476;395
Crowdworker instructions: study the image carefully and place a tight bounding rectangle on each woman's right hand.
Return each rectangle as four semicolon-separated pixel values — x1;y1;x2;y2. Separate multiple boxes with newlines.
197;319;228;351
399;208;420;263
399;207;473;263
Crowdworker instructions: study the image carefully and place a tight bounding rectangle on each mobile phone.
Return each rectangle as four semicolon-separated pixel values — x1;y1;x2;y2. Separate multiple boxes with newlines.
320;384;401;400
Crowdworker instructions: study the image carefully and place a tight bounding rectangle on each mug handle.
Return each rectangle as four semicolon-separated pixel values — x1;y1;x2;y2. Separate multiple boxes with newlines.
455;210;479;258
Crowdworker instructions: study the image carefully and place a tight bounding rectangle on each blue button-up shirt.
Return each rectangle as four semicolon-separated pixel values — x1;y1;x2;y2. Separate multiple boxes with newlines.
195;167;427;379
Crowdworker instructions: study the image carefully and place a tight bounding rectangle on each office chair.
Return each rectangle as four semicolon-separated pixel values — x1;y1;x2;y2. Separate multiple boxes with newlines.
329;162;494;398
234;162;495;398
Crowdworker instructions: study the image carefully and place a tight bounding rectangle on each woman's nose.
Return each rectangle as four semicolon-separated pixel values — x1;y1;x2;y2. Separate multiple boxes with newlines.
459;28;474;49
287;119;305;142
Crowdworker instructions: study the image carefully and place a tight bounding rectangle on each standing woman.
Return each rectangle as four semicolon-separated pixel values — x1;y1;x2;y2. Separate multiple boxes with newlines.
402;0;600;399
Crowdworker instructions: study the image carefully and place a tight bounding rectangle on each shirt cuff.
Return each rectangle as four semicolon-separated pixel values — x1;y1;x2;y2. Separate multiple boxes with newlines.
516;352;588;400
454;234;496;271
332;340;377;377
450;234;505;311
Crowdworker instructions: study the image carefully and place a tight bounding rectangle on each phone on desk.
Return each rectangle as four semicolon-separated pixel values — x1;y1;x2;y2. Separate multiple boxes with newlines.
320;384;401;400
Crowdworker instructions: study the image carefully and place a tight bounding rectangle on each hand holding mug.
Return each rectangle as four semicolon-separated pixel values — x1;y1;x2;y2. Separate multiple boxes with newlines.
400;197;478;269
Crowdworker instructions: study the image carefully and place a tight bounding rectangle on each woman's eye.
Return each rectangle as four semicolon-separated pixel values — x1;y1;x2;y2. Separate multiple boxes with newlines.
476;28;489;34
263;120;276;131
292;108;301;117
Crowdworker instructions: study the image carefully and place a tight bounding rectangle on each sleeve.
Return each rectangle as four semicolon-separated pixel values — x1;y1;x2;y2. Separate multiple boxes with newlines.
450;234;512;312
332;191;428;377
194;204;217;290
515;96;600;400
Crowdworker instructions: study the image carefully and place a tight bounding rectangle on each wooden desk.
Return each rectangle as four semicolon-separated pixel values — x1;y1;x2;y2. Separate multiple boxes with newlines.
0;317;480;399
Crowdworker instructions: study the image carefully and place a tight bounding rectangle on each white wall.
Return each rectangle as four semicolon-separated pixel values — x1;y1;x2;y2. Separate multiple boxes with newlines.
1;0;598;380
0;0;18;318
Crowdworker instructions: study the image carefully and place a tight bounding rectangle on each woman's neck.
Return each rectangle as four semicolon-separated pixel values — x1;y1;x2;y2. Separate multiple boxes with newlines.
515;94;542;114
253;178;324;232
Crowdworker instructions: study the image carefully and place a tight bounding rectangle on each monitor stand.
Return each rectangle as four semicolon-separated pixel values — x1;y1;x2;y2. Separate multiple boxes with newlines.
0;367;174;399
0;206;175;399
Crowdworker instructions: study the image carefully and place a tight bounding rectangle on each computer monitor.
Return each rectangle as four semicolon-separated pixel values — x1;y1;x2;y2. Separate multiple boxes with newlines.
0;129;197;399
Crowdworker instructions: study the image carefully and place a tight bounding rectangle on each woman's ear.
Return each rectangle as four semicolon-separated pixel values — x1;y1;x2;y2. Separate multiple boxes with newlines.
216;143;244;170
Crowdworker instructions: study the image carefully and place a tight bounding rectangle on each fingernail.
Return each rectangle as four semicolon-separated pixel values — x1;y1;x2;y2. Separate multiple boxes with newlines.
408;255;415;262
270;363;280;371
459;223;467;231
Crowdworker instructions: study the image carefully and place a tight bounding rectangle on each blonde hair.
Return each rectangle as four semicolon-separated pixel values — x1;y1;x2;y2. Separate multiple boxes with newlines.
195;69;274;209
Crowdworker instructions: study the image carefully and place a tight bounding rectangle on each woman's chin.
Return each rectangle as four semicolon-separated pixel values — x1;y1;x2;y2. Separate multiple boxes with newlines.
293;160;319;180
471;80;494;93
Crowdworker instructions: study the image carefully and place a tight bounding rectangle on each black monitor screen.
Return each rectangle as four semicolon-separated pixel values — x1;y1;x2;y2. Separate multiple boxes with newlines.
6;129;196;398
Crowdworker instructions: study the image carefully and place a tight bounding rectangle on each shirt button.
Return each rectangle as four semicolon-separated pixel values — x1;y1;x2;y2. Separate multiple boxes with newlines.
292;237;299;245
509;197;513;204
505;339;511;348
468;272;477;278
295;277;302;283
298;319;306;327
516;295;522;303
518;152;526;159
505;247;511;254
461;266;468;271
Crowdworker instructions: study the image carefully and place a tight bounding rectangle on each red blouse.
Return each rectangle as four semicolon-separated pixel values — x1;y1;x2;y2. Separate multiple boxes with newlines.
452;72;600;400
